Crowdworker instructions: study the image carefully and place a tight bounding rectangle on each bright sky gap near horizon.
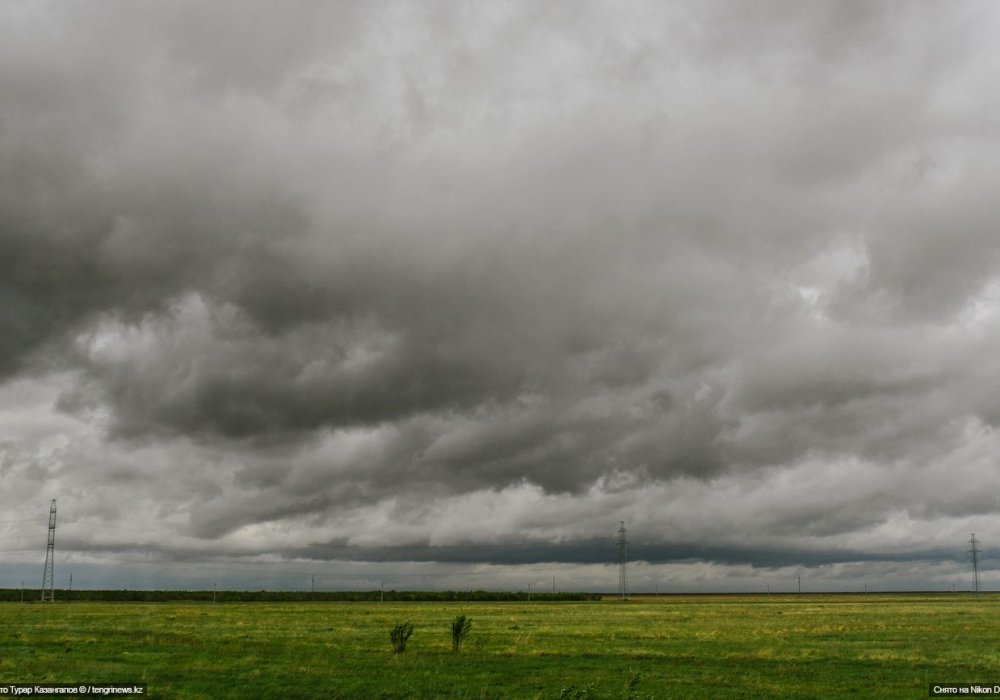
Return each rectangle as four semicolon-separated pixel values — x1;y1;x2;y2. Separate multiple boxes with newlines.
2;1;1000;593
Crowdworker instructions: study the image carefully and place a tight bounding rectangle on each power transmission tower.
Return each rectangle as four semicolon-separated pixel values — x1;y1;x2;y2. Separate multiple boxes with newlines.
969;533;981;596
617;521;628;602
41;499;56;602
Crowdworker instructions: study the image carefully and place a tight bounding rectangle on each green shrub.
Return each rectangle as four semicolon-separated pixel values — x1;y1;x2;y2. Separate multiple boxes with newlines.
390;622;413;654
450;614;472;653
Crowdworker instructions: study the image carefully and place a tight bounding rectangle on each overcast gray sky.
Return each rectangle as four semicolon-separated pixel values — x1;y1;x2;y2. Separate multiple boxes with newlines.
2;0;1000;592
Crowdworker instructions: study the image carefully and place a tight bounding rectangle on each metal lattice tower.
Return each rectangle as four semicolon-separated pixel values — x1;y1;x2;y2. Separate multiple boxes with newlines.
41;499;56;602
969;533;981;596
617;521;628;602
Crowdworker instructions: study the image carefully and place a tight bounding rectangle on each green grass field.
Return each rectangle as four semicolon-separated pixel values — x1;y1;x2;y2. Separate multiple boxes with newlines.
2;595;998;698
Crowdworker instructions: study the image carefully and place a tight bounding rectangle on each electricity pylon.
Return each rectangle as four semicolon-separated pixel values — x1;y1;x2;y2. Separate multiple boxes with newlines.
969;533;981;596
617;521;628;602
41;499;56;602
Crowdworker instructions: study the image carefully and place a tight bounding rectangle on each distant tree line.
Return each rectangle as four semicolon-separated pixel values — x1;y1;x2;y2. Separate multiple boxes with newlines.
0;588;600;603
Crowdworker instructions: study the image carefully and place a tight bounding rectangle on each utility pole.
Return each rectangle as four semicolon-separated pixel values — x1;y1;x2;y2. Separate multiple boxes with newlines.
41;499;56;602
69;573;73;594
797;573;801;595
20;581;24;603
969;533;982;596
311;575;315;594
617;521;629;602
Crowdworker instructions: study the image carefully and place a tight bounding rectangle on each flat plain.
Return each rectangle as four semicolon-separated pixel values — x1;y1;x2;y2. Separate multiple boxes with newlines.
1;594;998;698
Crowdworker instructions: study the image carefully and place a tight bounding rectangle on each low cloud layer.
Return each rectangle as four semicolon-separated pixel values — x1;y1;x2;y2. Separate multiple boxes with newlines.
2;1;1000;590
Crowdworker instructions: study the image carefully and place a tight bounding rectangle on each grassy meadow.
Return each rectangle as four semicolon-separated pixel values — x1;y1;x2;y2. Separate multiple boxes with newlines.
1;594;998;698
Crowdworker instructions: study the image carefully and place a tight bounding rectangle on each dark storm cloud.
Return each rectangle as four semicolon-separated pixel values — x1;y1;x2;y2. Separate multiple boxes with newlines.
61;533;980;571
336;541;965;569
3;1;1000;584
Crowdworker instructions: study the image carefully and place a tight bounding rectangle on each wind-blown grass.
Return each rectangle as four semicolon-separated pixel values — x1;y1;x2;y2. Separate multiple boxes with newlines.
1;594;998;698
